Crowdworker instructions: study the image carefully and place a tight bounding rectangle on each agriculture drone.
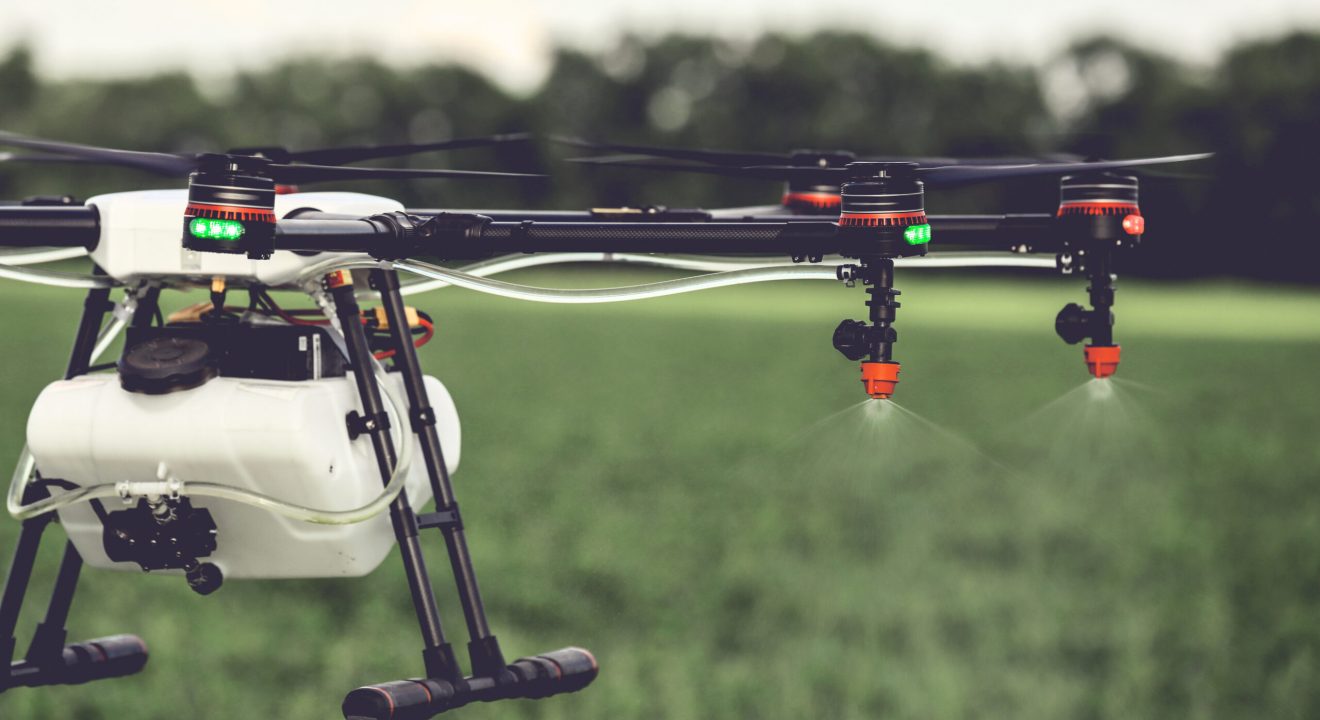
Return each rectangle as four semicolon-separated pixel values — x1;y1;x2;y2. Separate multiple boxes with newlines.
0;129;1207;719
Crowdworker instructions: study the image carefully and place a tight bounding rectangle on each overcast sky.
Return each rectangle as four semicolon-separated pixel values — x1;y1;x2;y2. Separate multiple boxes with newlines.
3;0;1319;93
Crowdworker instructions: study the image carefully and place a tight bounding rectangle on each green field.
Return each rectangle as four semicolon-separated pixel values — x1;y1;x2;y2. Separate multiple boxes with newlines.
2;267;1319;719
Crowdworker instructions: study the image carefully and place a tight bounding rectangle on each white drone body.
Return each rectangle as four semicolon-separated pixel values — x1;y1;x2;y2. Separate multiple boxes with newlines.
21;189;464;580
86;189;400;287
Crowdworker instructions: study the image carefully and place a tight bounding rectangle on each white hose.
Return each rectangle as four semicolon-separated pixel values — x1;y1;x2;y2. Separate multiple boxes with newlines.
393;260;839;304
142;362;414;525
0;263;118;289
308;252;1055;303
7;295;416;525
90;315;128;360
7;302;129;520
0;247;88;265
384;252;1056;297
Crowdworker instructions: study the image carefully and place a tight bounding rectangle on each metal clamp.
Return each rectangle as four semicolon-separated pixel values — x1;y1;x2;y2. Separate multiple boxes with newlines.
346;410;393;440
415;507;463;531
409;406;436;432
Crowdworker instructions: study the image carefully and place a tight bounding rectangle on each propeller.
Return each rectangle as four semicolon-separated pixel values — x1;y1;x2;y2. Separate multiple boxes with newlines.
0;131;541;182
553;136;792;166
554;136;1073;169
0;151;120;166
228;132;532;165
567;153;1213;187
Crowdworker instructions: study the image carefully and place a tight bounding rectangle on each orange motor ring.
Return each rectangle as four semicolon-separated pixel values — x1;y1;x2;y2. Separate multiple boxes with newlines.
182;155;278;259
860;361;900;400
836;163;931;258
1084;344;1121;379
781;189;841;214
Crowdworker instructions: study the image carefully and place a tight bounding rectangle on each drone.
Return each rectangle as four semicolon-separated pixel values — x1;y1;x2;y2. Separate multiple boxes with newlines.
0;129;1208;719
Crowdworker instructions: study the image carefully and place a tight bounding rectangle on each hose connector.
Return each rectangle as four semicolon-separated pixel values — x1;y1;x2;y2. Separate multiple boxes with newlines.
860;361;900;400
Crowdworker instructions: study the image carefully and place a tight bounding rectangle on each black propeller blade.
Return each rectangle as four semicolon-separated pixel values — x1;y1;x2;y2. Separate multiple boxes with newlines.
230;132;533;165
568;157;816;180
917;154;1213;186
261;163;541;184
553;136;792;166
555;136;1072;168
0;152;118;167
0;131;540;183
568;153;1213;187
0;131;194;176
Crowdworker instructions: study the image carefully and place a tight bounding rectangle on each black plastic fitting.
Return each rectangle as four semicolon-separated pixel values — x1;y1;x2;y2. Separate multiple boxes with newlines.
7;634;149;689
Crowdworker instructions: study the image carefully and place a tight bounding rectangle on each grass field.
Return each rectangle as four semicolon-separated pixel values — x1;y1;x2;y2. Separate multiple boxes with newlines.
2;267;1319;719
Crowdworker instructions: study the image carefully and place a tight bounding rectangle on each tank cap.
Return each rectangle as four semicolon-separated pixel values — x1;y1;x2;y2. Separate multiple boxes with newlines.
119;336;218;395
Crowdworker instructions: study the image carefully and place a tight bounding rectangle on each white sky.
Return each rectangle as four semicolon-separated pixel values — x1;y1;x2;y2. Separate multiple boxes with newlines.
3;0;1319;93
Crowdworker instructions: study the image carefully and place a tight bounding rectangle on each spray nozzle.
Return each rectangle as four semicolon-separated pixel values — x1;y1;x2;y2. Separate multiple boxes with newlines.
1057;261;1119;379
860;361;901;400
835;257;902;399
1084;345;1121;379
1058;307;1121;378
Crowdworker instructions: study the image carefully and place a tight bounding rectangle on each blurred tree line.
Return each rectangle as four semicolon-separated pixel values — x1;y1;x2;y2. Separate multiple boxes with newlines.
1;31;1317;282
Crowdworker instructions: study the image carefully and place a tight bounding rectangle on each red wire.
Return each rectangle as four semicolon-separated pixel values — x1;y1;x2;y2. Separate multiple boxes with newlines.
374;318;435;360
237;295;434;359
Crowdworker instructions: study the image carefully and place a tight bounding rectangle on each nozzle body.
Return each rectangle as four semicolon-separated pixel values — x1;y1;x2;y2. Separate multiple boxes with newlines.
1084;344;1120;379
860;361;900;399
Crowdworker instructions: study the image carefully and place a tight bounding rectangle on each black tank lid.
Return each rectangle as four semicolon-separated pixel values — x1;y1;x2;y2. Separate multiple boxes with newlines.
118;335;218;395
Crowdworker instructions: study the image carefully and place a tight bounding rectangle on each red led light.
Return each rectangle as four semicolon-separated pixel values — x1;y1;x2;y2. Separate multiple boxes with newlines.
1121;214;1145;235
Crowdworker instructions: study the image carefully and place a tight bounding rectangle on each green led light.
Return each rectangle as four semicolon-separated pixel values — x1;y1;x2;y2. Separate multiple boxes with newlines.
903;223;932;245
189;217;245;242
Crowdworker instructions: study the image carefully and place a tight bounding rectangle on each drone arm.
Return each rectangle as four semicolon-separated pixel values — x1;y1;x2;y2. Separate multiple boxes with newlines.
473;220;840;257
401;210;1064;253
276;213;844;260
0;206;99;249
272;217;389;252
926;214;1058;253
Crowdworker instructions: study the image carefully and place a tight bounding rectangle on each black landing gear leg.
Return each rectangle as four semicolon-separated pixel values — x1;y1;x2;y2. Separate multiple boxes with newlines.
1;276;153;692
322;270;597;720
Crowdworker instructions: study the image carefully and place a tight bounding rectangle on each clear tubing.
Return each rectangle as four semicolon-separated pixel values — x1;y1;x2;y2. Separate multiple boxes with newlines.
383;253;1056;297
0;262;119;289
392;259;839;304
308;250;1056;300
8;364;414;524
0;247;88;265
8;304;130;520
90;315;128;361
7;300;415;525
309;253;1054;302
8;247;1053;518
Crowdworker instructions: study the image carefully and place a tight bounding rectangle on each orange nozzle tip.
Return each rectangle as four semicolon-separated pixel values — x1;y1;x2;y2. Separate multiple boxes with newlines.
1084;345;1120;379
860;361;900;400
